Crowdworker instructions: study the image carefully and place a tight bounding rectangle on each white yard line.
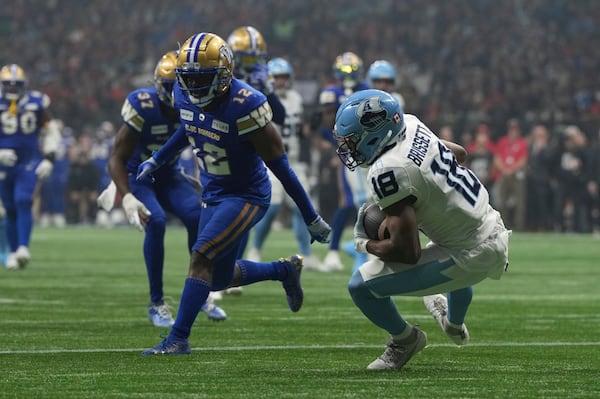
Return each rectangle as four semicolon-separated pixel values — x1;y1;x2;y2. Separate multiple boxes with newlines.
0;341;599;355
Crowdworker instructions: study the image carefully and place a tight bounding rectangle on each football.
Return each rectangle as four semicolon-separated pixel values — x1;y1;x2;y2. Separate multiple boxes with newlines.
362;203;390;240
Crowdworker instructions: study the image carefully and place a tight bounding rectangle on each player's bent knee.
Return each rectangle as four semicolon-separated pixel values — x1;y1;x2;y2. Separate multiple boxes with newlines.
146;215;167;231
348;271;374;304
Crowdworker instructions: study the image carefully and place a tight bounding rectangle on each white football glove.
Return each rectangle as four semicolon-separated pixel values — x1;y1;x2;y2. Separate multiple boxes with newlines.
354;203;370;253
35;159;53;180
122;193;151;231
97;181;117;212
0;149;17;167
307;216;331;243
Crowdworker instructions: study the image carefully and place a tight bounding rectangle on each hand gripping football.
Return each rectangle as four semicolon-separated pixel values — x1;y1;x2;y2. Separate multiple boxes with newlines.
362;203;390;240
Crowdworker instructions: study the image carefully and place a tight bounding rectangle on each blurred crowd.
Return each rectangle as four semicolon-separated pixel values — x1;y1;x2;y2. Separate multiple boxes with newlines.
2;0;599;232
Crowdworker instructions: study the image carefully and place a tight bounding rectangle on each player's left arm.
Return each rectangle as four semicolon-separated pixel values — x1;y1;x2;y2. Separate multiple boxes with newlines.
39;100;60;161
249;122;330;242
249;122;313;222
365;196;421;264
441;139;467;164
35;100;60;179
109;124;138;197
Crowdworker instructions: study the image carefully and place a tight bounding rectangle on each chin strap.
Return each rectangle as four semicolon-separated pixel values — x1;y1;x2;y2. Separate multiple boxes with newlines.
8;99;17;115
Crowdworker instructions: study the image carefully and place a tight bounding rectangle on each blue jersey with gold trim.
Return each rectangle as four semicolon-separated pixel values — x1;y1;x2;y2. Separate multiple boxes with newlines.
0;90;49;158
173;78;272;205
319;82;370;108
121;86;181;175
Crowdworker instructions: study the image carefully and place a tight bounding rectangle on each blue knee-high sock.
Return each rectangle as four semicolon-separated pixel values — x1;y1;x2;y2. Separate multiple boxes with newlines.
237;259;286;285
170;278;211;341
5;209;18;251
16;201;33;247
348;271;407;335
0;216;7;264
446;286;473;325
329;206;352;251
252;204;280;250
353;252;368;273
144;218;166;304
291;207;311;255
343;240;368;273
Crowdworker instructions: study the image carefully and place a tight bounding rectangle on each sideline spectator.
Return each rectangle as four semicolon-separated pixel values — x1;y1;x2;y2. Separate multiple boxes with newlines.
493;119;528;230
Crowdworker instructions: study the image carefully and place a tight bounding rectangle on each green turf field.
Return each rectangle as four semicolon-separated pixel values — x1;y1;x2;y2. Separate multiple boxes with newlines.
1;227;599;398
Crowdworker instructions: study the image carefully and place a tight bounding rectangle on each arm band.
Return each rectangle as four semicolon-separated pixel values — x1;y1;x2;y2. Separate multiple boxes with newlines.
265;153;317;224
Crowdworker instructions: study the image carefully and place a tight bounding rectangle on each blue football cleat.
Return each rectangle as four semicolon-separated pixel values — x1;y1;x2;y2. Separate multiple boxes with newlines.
280;255;304;312
141;337;191;355
201;302;227;321
148;302;175;328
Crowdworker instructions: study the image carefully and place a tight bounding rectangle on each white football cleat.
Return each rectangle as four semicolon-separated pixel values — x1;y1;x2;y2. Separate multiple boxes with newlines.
367;326;427;370
5;252;18;270
224;287;243;296
302;254;323;271
321;250;344;272
423;294;470;346
246;247;261;262
15;246;30;269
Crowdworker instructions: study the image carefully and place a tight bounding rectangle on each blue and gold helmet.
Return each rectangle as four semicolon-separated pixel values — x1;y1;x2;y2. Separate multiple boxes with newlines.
176;33;234;108
154;51;177;106
333;52;363;90
0;64;27;101
227;26;267;81
334;89;405;170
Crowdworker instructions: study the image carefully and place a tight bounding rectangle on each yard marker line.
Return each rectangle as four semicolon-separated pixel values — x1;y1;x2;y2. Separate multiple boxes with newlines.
1;341;599;355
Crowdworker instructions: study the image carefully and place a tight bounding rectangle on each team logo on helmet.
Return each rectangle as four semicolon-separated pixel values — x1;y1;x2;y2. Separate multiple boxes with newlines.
356;96;387;131
220;44;233;66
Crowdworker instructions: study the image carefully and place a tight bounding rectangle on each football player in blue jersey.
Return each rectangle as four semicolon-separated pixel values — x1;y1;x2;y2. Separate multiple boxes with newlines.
0;64;60;269
136;32;331;355
39;120;73;228
106;51;226;327
318;52;369;272
227;26;286;126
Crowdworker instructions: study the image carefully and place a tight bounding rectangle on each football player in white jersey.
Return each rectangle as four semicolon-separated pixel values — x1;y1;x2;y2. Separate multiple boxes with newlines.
367;60;405;111
333;89;511;370
245;57;322;270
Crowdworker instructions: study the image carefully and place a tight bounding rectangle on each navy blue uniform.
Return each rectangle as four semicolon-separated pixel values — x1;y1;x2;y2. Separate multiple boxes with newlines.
120;86;201;303
0;90;49;251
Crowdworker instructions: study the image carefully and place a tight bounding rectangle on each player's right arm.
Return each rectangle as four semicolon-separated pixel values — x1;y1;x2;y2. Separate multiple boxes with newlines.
111;93;152;230
365;197;421;264
108;123;138;197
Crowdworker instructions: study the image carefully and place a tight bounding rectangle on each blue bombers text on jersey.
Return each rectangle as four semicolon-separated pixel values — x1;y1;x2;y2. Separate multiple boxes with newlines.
173;77;273;205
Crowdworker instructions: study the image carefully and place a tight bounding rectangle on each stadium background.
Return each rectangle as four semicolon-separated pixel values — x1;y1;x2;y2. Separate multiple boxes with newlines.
1;3;599;397
1;0;599;232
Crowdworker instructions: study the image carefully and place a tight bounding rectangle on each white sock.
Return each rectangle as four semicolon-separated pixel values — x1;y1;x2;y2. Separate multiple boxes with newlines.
391;324;414;342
